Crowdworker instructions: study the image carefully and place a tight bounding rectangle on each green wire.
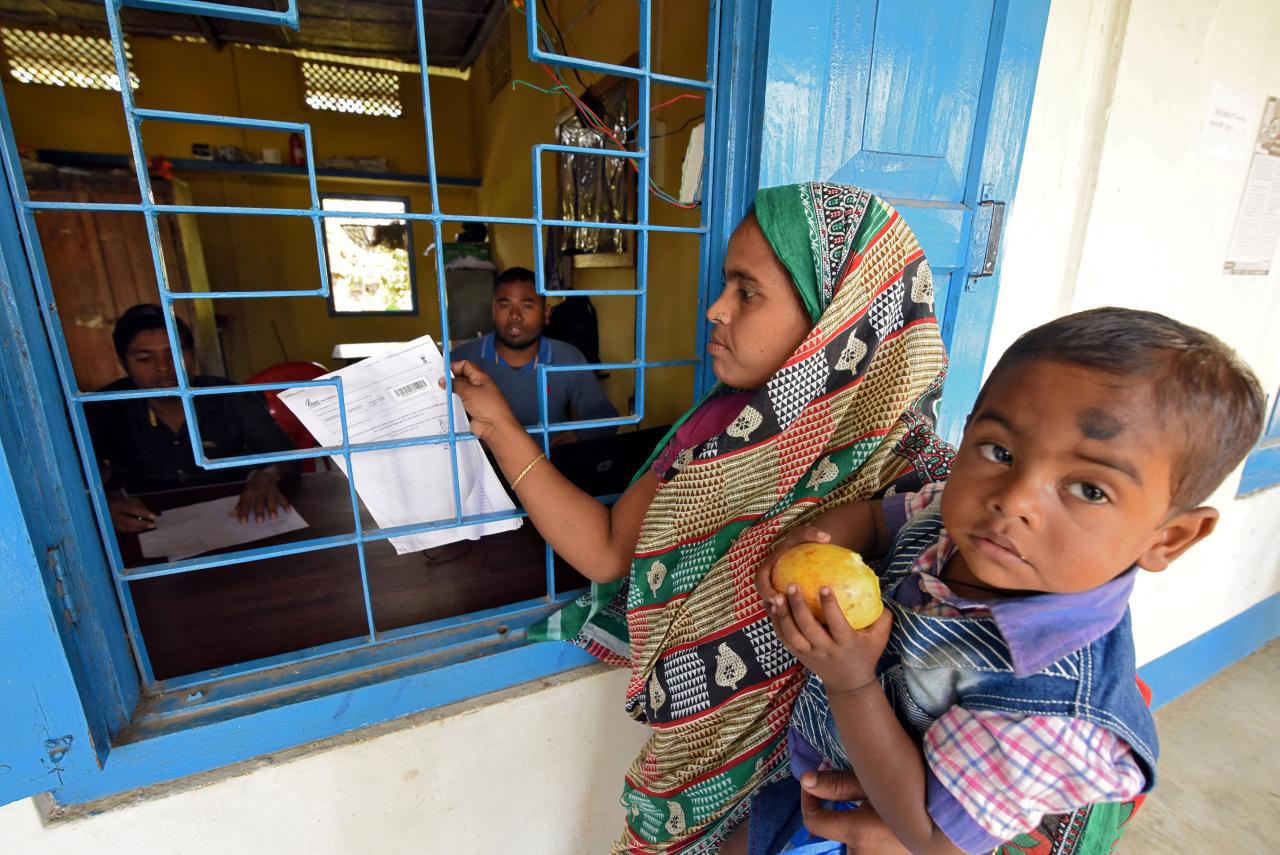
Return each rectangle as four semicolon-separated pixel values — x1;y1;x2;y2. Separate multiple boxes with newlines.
511;79;570;95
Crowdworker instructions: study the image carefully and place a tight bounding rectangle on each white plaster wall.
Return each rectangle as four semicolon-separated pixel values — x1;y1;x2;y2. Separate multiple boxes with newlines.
3;1;1278;851
0;668;649;854
992;0;1280;664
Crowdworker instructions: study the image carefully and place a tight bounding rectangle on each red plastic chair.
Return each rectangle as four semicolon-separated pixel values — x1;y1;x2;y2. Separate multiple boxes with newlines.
247;361;330;473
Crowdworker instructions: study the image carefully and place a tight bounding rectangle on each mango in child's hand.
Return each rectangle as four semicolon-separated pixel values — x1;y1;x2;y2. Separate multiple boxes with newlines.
771;543;883;629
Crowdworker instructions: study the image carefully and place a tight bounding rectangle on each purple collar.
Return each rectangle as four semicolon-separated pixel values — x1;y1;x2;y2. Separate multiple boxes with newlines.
896;540;1138;678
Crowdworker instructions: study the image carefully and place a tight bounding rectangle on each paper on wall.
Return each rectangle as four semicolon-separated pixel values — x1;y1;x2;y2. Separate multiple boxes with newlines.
1200;83;1257;163
1224;95;1280;275
277;335;520;553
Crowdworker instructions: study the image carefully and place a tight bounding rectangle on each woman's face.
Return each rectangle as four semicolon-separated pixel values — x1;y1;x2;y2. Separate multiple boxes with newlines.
705;213;812;389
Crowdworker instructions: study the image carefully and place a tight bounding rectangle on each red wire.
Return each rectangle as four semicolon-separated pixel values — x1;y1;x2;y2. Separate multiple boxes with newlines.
649;93;705;113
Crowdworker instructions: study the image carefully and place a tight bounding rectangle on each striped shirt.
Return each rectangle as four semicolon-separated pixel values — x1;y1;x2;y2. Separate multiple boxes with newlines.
884;483;1146;847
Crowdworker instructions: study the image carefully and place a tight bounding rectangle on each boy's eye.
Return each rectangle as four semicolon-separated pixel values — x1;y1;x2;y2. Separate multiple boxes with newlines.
976;442;1013;465
1067;482;1110;504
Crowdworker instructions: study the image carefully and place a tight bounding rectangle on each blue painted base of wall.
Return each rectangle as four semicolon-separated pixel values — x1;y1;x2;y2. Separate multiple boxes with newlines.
1138;592;1279;711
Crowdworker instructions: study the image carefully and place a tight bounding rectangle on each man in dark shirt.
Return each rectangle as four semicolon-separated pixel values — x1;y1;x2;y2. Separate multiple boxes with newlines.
88;304;299;532
451;267;618;444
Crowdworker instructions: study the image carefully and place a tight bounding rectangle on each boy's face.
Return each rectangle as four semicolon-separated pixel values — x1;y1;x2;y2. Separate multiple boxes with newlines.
940;358;1216;597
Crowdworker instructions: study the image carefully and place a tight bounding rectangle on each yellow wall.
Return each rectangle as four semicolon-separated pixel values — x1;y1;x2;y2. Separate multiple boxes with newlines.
4;3;710;417
3;36;478;378
468;0;709;426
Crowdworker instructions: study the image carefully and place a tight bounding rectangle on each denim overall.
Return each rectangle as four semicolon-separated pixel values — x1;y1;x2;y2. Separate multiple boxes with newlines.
789;498;1159;793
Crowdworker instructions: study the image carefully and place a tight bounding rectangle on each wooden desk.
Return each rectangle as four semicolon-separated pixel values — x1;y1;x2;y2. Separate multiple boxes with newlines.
123;472;585;680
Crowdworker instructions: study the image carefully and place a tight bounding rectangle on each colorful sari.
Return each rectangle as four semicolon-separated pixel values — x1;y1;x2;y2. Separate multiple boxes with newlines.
533;182;951;852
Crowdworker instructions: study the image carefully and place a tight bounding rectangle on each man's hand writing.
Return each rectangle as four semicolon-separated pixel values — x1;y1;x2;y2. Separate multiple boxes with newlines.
109;494;157;533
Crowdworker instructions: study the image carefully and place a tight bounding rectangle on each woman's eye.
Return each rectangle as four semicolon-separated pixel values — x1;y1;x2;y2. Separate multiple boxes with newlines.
976;442;1013;465
1067;482;1110;504
738;287;757;302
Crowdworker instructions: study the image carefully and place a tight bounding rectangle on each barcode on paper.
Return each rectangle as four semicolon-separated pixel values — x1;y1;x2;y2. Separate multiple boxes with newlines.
390;376;431;400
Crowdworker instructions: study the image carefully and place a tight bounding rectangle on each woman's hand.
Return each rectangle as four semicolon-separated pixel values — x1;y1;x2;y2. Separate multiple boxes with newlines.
444;360;522;445
232;468;292;524
799;770;909;853
109;494;157;533
755;525;834;605
766;582;893;694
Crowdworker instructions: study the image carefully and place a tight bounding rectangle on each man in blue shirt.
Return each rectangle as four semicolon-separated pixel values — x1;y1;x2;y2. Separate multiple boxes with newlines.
452;267;618;443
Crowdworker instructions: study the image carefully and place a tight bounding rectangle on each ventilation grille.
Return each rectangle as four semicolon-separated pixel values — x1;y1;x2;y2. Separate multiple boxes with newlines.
302;61;402;117
1;28;138;91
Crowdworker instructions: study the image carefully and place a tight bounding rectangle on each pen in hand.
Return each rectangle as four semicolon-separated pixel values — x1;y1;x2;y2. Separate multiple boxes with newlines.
113;486;158;532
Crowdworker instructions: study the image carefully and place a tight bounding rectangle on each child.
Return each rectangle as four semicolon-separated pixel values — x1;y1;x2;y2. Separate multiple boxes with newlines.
754;307;1265;854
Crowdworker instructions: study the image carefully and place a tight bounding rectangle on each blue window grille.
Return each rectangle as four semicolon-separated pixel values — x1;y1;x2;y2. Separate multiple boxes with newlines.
1;0;731;728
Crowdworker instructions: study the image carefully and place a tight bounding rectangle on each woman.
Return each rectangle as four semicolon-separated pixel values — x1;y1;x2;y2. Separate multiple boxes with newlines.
450;182;949;852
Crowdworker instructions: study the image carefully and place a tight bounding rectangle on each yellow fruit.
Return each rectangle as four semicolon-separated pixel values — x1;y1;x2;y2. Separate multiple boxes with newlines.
771;543;883;629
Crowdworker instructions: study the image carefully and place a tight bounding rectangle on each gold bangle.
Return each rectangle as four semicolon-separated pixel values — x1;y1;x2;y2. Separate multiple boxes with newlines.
510;452;547;489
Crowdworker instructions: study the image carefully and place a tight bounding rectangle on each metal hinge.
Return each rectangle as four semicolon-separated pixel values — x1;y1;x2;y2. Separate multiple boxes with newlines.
46;545;78;627
966;184;1008;285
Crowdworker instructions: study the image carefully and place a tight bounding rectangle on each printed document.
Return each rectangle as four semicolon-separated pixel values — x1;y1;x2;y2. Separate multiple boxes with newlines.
139;496;309;561
277;335;520;553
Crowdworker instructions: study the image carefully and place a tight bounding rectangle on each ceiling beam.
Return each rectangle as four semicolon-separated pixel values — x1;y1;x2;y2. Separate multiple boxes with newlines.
191;15;223;48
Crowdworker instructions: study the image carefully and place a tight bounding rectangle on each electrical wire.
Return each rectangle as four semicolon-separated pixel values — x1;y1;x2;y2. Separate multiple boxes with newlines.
508;1;700;209
539;0;591;91
650;113;704;140
511;79;571;96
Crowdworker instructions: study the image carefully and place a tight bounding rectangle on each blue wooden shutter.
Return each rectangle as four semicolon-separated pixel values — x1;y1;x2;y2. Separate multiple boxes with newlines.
0;442;103;805
760;0;1050;441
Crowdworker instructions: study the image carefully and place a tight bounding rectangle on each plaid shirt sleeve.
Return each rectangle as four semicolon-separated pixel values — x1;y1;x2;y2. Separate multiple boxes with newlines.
923;707;1147;843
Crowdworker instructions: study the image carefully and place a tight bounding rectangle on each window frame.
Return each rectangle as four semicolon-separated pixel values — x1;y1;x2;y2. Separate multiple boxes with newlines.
1238;389;1280;496
0;0;766;809
319;193;420;317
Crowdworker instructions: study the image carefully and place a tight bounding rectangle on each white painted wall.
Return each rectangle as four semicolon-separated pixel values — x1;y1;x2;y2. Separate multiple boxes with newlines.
2;0;1277;850
992;0;1280;664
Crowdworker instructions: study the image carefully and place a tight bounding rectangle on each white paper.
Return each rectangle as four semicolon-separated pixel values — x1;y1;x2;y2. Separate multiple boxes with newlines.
138;496;309;561
1224;95;1280;275
276;335;520;553
1200;83;1257;162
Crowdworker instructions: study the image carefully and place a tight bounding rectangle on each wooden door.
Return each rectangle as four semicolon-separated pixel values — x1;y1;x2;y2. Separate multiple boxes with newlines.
28;172;195;392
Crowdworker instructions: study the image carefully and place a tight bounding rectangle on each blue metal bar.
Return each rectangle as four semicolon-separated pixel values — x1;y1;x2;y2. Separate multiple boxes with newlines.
413;0;466;538
119;505;538;582
121;0;299;28
634;0;653;425
17;200;708;236
151;594;582;706
694;1;723;387
131;109;310;134
105;0;196;684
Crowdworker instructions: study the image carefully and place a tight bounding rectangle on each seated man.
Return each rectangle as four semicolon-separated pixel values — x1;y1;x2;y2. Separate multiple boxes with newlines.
452;266;618;444
88;304;299;533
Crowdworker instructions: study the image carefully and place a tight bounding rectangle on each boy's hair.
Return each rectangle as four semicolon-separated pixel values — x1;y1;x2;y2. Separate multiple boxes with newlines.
494;266;539;292
112;303;194;360
983;307;1265;510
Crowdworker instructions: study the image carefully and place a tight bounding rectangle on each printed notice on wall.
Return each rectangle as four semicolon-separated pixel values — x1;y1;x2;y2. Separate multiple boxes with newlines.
1224;95;1280;275
1200;83;1256;162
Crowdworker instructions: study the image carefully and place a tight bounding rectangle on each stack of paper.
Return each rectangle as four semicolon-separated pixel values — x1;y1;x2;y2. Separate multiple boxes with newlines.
277;335;521;554
139;496;309;561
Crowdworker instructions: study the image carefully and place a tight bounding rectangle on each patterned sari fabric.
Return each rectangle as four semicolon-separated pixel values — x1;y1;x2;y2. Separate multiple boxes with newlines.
533;183;950;852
